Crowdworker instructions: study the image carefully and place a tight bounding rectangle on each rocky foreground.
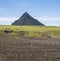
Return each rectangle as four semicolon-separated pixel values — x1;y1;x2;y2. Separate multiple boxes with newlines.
0;34;60;61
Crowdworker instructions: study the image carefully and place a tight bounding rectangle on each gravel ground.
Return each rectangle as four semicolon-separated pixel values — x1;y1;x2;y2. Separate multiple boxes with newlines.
0;34;60;61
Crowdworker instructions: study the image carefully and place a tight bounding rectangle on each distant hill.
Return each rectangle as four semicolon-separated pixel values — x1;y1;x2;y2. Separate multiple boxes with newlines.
12;12;45;26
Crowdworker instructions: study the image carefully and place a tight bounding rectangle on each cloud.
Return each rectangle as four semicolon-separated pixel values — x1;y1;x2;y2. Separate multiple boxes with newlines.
36;16;60;26
18;3;28;7
37;16;60;21
0;8;7;12
0;8;4;11
0;17;18;25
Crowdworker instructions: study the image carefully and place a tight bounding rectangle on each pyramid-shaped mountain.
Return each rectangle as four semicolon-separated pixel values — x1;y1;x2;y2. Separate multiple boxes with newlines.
12;12;45;26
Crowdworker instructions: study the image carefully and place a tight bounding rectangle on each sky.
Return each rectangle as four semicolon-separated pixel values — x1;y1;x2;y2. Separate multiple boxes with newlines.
0;0;60;26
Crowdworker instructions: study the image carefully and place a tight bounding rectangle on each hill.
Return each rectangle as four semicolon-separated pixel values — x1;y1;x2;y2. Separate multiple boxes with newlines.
12;12;45;26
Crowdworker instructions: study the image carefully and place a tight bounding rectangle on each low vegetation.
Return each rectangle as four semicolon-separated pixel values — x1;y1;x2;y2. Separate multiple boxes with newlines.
0;25;60;38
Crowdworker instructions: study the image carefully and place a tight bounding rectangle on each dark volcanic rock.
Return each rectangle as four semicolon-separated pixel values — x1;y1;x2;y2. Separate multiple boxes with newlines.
12;12;45;26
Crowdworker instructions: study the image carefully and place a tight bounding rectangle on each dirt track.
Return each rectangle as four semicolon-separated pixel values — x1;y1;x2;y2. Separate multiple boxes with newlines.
0;35;60;61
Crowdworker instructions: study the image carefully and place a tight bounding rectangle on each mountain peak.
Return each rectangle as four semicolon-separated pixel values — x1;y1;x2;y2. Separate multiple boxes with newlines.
23;12;29;15
20;12;31;19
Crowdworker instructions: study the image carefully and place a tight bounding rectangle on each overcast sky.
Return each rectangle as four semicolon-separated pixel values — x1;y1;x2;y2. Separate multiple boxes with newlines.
0;0;60;26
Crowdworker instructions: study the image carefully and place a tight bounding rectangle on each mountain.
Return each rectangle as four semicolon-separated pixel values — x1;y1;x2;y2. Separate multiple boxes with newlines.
12;12;45;26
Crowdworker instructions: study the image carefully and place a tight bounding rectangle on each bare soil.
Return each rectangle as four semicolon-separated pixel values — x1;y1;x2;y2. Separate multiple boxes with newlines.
0;34;60;61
